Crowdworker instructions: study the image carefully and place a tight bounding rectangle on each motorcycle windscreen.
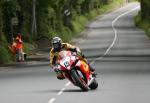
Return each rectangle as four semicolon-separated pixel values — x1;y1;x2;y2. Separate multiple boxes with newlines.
59;50;71;59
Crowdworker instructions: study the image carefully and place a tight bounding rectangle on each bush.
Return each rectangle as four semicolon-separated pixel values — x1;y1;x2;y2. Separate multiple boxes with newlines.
134;11;150;39
0;45;12;64
23;42;35;54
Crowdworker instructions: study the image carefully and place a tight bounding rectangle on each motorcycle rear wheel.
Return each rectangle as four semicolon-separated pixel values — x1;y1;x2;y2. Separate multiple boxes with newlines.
89;78;98;90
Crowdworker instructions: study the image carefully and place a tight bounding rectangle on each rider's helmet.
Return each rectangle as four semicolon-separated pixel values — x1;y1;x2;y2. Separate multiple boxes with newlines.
51;37;62;52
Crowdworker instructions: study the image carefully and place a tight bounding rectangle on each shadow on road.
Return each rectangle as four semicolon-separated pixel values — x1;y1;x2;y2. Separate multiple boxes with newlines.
34;89;85;94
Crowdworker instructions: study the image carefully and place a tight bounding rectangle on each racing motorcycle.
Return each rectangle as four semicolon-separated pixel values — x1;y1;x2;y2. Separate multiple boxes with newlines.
53;50;98;91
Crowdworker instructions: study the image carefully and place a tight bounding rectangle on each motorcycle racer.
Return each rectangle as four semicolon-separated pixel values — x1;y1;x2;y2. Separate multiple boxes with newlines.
49;37;97;80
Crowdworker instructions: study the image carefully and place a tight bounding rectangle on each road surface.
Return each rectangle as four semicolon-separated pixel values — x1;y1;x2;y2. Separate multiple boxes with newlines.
0;2;150;103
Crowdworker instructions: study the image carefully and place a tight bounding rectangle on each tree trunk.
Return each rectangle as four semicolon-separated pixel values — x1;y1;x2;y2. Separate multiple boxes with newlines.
0;2;3;41
32;0;37;37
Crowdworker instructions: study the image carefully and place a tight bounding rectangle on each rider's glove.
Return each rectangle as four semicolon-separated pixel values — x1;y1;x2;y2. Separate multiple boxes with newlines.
81;53;85;58
71;48;85;58
52;65;60;73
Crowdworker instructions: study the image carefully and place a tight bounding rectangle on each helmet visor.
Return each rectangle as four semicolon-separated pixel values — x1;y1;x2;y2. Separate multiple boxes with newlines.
53;43;60;49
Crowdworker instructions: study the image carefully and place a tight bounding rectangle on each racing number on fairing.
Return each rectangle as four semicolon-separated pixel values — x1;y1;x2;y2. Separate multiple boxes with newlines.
64;61;70;68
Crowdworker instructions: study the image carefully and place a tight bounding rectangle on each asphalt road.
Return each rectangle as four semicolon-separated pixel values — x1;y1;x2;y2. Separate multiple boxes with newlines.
0;2;150;103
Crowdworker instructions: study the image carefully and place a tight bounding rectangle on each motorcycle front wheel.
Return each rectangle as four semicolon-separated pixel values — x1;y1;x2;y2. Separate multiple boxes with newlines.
71;69;88;91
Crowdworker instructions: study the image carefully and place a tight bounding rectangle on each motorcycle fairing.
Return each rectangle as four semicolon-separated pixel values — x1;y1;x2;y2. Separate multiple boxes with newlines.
75;60;90;83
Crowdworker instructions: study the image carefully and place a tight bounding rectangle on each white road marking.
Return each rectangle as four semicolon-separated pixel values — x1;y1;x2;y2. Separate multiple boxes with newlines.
65;82;71;87
48;5;140;103
57;88;66;96
48;98;56;103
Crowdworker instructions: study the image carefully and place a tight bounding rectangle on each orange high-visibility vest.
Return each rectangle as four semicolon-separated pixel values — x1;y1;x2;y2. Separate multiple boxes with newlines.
16;38;23;49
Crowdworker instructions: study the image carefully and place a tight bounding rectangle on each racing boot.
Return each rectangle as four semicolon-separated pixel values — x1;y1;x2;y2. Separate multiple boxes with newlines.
57;73;65;80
